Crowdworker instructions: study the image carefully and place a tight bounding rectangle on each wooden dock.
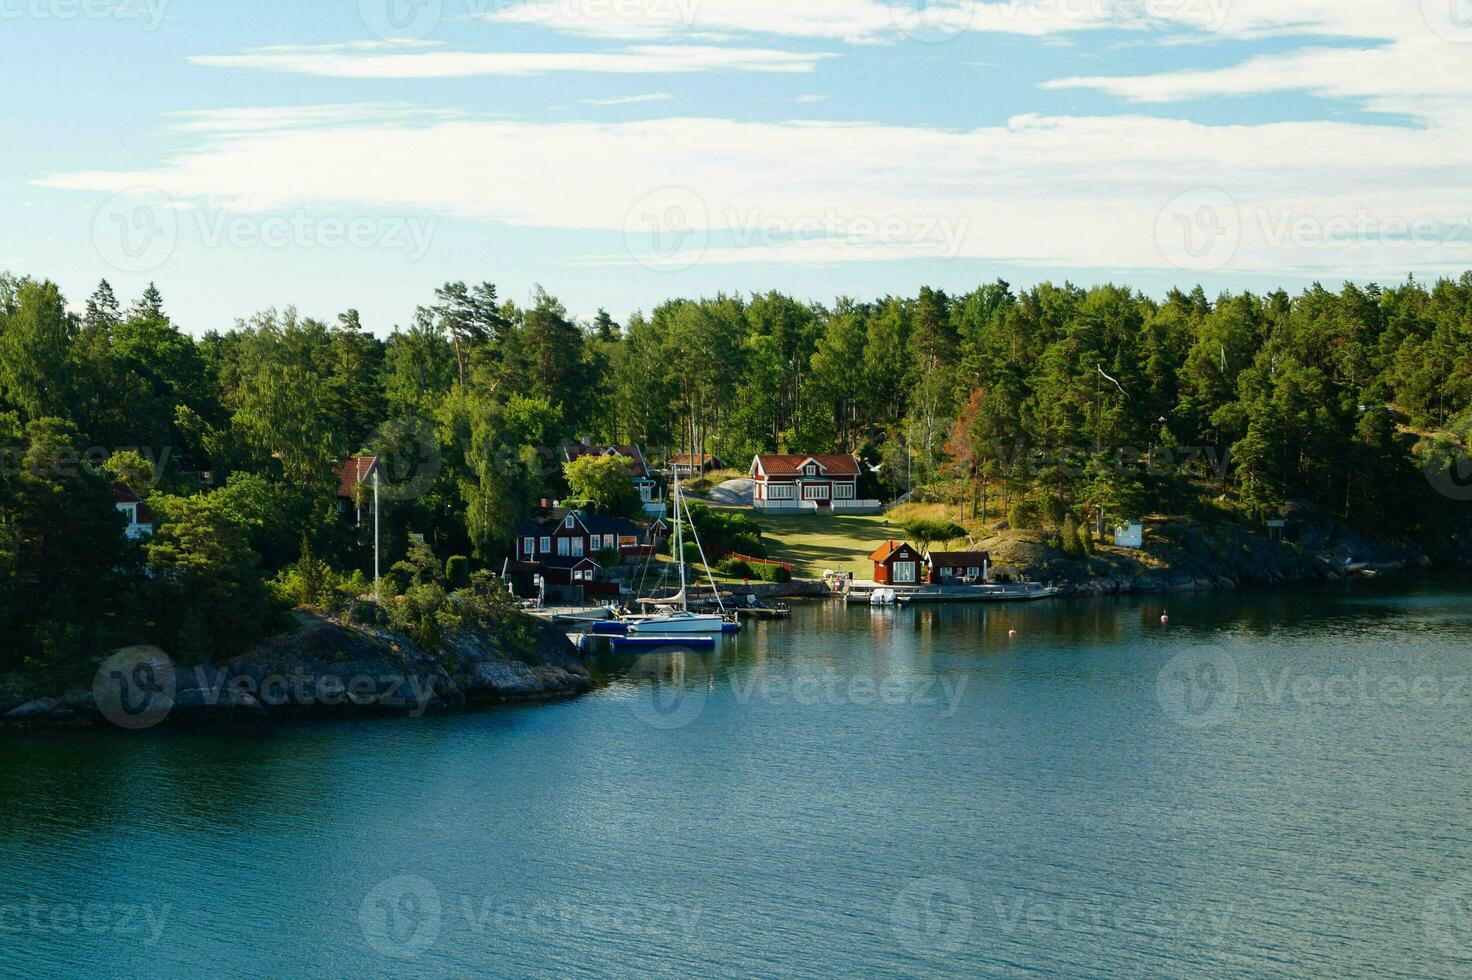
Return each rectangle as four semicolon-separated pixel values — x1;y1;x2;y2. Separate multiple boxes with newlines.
894;584;1060;605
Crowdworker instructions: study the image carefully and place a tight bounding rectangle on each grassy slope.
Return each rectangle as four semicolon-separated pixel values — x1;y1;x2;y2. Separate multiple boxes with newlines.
744;511;903;578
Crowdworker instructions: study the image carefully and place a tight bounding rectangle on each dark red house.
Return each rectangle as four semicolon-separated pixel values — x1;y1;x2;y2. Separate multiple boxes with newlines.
515;511;644;586
927;552;990;584
749;454;862;509
869;540;923;585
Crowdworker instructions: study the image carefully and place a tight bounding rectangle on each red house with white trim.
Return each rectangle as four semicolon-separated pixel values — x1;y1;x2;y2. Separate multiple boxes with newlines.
749;454;862;510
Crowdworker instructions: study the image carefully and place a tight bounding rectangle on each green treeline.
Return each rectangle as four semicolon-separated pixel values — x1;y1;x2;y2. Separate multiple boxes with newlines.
1;271;1470;673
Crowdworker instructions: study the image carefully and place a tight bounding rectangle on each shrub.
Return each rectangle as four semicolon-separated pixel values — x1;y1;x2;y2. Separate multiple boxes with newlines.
445;555;471;589
752;563;791;584
595;547;623;569
716;558;754;579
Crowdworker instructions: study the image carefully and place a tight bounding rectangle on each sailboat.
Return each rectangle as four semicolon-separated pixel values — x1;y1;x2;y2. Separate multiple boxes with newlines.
625;465;738;636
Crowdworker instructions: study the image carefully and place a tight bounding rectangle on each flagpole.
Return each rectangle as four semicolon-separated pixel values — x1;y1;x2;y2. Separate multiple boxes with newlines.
373;467;381;603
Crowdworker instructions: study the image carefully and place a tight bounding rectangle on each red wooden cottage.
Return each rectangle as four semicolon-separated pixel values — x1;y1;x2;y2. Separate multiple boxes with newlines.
927;552;990;584
869;540;924;585
749;454;862;509
514;511;644;587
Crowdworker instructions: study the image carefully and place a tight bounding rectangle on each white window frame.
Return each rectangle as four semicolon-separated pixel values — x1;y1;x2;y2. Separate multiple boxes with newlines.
557;538;571;557
523;536;535;557
834;483;855;499
802;484;830;501
564;515;576;529
571;538;584;558
767;483;795;500
540;536;551;553
893;561;917;584
804;463;819;476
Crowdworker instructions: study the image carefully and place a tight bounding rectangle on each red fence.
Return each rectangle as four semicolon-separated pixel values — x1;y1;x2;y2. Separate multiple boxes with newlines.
727;552;793;573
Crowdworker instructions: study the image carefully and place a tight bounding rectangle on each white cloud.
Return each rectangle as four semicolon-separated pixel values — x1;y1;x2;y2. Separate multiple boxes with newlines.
34;104;1472;279
580;92;675;106
1041;2;1472;121
190;41;830;77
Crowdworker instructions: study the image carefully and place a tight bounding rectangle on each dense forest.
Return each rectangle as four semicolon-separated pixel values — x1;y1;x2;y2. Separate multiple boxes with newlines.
1;270;1470;675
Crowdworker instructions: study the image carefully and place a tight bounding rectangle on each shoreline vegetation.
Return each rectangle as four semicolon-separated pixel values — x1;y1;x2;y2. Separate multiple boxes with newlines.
1;272;1470;729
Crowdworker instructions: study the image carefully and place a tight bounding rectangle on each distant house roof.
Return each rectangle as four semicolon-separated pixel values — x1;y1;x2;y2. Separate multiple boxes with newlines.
928;552;990;567
752;454;861;478
565;443;649;479
671;453;722;467
113;482;154;525
333;456;381;498
868;540;914;563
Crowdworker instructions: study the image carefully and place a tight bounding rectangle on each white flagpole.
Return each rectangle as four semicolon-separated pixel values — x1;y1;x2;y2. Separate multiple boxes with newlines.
373;466;381;603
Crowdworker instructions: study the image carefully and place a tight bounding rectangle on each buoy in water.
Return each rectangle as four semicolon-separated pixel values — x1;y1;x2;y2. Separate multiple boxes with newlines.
1160;614;1170;625
1008;629;1018;639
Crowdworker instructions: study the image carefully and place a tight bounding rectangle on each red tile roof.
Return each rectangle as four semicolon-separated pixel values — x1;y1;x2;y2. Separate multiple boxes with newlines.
868;540;913;563
753;454;861;477
333;456;380;498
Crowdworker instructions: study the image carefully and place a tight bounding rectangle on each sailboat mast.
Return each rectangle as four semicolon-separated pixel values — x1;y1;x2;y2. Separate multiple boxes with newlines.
674;467;686;610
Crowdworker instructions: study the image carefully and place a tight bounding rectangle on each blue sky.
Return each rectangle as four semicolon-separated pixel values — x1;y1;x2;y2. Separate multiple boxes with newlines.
5;0;1472;334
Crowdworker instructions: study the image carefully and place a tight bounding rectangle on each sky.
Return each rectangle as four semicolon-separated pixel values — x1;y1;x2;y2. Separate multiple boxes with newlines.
4;0;1472;335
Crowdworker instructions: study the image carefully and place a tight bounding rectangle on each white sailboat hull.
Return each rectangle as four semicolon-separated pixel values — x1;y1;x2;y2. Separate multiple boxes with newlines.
627;613;727;635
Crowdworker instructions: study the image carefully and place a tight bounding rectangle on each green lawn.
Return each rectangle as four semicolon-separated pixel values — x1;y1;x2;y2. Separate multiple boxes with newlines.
746;511;905;579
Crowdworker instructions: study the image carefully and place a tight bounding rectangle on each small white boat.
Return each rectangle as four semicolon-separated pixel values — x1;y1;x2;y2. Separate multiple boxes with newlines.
870;588;897;606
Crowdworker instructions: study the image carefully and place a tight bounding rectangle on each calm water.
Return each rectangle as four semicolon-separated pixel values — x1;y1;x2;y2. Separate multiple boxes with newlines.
5;579;1472;978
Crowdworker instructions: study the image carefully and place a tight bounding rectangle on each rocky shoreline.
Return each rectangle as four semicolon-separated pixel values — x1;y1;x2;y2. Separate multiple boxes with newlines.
977;506;1456;597
0;610;592;731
